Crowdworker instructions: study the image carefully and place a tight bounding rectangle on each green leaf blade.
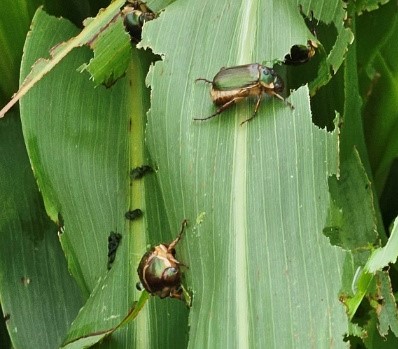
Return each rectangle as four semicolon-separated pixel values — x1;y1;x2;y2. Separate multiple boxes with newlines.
18;7;190;347
0;115;84;349
143;1;349;347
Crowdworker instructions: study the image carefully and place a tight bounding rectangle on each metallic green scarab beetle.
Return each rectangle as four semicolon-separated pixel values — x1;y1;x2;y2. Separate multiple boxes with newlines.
137;220;187;300
122;1;156;43
195;63;293;124
284;40;317;65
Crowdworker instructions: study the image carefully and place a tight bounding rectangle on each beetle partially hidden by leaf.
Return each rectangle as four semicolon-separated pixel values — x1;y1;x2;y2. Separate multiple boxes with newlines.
136;220;188;300
195;63;293;124
122;1;156;43
284;40;318;65
283;5;318;65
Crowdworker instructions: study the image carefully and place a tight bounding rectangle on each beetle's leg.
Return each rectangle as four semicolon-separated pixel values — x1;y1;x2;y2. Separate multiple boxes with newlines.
269;91;294;110
168;219;188;251
195;78;213;84
169;286;184;300
194;97;244;121
240;95;262;125
181;284;192;307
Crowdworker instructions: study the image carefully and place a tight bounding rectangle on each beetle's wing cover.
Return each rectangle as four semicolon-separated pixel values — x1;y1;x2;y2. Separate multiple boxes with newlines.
213;64;260;90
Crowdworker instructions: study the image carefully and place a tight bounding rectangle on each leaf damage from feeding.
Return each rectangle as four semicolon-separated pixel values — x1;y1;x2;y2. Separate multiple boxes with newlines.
324;149;379;250
373;270;398;338
0;0;126;118
78;13;132;87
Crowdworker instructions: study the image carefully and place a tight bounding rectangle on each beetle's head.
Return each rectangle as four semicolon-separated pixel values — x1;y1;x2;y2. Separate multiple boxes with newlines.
273;74;284;93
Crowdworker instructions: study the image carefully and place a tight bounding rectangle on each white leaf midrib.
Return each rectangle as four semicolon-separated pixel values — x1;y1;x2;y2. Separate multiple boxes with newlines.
232;1;257;347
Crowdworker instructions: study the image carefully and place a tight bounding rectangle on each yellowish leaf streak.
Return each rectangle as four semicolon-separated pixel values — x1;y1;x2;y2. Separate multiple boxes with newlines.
232;1;257;347
128;54;151;347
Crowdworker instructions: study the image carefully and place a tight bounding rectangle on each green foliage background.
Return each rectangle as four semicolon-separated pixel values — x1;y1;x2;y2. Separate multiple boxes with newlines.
1;0;398;348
